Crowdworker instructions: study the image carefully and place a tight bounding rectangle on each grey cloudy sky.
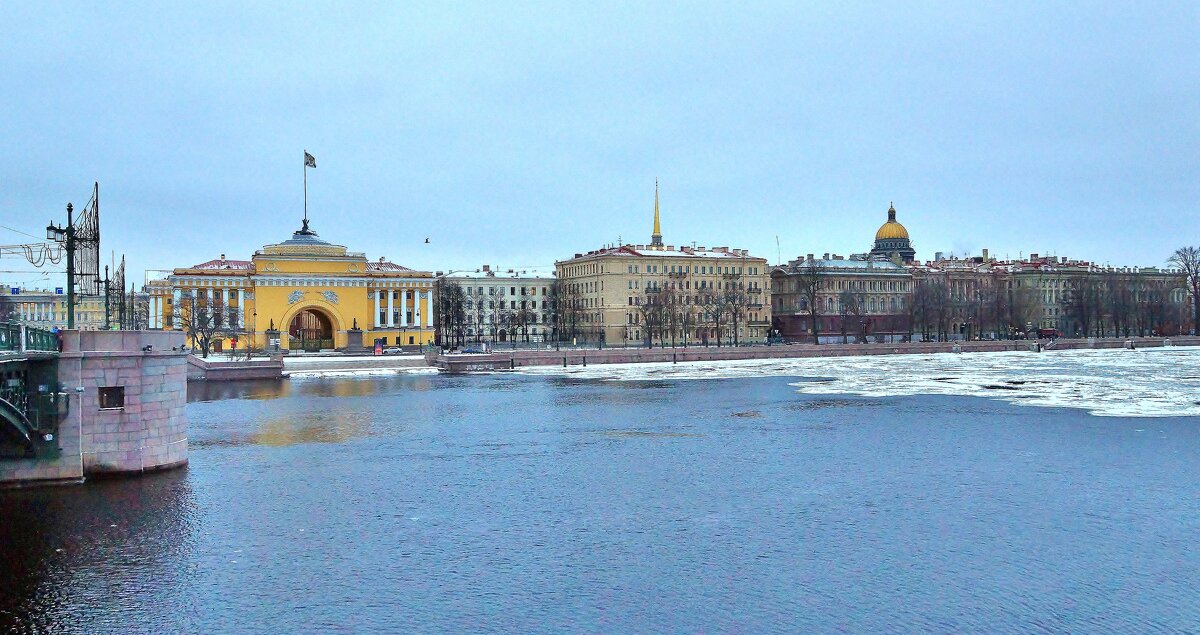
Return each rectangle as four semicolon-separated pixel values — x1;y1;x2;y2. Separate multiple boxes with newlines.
1;2;1196;285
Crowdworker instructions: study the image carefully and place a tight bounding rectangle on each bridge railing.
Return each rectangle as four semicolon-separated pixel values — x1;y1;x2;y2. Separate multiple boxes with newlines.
0;323;60;353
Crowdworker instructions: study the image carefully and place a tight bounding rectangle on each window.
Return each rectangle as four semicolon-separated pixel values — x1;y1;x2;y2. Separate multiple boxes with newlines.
99;386;125;410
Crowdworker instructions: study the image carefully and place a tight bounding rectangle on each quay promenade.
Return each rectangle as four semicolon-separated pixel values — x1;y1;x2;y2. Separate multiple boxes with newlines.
432;336;1200;372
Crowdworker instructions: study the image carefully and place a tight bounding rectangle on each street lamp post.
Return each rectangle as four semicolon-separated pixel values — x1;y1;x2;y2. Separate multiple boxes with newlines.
103;265;111;329
46;203;76;329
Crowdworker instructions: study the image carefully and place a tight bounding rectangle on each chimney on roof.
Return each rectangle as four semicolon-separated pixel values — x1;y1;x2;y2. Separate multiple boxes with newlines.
823;253;830;260
482;264;490;272
1030;253;1039;261
935;251;944;261
982;248;989;262
220;253;225;261
806;253;814;261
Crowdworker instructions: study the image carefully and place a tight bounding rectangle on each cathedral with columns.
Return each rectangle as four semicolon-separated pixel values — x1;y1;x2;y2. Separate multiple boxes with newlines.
147;218;435;352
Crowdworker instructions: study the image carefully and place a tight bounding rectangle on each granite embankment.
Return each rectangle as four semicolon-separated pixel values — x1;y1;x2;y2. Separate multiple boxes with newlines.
433;336;1200;372
187;355;284;381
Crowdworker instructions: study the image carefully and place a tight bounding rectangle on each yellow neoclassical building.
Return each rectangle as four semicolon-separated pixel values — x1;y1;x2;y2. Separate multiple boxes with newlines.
148;219;435;352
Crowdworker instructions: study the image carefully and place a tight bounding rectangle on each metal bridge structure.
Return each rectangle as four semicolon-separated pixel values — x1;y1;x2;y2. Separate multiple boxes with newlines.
0;323;69;459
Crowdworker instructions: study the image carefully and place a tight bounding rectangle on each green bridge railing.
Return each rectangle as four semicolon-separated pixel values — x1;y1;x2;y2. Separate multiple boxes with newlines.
0;323;60;353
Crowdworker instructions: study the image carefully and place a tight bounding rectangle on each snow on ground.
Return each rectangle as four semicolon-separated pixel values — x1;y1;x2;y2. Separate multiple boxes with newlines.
283;355;424;367
515;346;1200;418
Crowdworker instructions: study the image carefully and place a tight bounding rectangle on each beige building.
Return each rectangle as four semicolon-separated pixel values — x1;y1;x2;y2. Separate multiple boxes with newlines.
2;290;108;331
555;185;770;346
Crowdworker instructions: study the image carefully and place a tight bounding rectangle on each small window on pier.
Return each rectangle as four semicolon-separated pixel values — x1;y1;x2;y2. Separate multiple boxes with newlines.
99;386;125;410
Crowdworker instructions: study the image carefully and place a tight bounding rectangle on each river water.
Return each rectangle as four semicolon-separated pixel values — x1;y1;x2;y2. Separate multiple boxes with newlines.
3;350;1200;633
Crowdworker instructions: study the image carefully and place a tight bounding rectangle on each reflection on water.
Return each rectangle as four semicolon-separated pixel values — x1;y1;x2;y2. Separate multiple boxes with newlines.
6;372;1200;633
187;375;439;403
192;410;373;449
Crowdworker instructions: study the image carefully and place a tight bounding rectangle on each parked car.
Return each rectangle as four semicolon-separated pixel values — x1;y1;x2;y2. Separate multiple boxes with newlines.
382;347;403;355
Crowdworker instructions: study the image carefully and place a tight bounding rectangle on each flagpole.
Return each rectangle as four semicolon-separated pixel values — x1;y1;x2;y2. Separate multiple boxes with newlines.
303;150;308;225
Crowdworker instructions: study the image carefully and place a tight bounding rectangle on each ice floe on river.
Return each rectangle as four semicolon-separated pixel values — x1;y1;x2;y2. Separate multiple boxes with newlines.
515;347;1200;418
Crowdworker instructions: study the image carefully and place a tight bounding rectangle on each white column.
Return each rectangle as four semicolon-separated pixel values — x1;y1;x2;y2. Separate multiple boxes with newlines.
150;297;158;329
172;288;182;329
373;289;381;327
221;289;230;326
400;290;409;327
386;287;394;327
237;289;245;329
424;290;433;328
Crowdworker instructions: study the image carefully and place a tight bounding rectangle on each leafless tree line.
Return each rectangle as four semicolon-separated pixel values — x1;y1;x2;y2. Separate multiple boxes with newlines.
631;274;759;347
436;280;549;347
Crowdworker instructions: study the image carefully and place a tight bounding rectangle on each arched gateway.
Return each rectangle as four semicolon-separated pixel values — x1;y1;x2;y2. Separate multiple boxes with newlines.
289;308;334;352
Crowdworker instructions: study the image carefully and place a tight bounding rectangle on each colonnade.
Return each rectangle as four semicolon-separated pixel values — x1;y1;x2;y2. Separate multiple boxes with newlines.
372;289;433;328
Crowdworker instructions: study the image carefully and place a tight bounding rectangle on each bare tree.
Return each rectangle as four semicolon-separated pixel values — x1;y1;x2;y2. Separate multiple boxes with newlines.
180;290;227;358
434;279;467;347
1006;282;1040;337
1169;246;1200;335
702;287;724;346
679;298;698;347
720;273;752;346
836;290;859;343
0;296;16;322
545;280;562;346
791;260;826;344
912;276;951;341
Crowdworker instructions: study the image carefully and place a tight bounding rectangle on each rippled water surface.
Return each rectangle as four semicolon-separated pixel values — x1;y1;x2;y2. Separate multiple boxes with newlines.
3;361;1200;633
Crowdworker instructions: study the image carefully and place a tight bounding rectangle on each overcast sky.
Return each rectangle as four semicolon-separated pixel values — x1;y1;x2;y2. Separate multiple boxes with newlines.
1;2;1196;286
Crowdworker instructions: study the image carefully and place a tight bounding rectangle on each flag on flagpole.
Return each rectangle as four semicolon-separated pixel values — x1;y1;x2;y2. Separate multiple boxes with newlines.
304;151;316;168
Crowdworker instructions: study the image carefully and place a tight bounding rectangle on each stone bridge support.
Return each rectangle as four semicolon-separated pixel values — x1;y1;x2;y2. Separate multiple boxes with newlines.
0;331;189;487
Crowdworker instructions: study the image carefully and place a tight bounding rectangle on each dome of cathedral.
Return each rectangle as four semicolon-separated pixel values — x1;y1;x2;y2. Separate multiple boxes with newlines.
875;220;910;241
874;203;909;241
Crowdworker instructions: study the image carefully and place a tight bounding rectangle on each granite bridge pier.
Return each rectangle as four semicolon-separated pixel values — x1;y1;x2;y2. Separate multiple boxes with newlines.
0;327;188;487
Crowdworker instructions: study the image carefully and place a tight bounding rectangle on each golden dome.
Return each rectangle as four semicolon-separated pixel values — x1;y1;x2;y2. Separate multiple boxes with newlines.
874;203;909;241
875;221;909;241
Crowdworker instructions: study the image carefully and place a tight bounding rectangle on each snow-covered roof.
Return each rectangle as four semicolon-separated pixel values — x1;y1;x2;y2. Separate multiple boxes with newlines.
190;259;253;270
366;261;412;272
561;244;763;262
444;268;555;280
776;257;907;273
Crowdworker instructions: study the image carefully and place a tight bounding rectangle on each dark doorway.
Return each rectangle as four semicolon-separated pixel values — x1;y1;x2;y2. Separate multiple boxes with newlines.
289;309;334;351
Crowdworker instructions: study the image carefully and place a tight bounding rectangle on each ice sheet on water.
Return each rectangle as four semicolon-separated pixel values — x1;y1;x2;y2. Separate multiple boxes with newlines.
514;347;1200;418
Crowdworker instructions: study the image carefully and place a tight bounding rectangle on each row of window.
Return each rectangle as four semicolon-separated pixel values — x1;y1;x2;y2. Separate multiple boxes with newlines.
630;279;763;292
463;300;541;310
625;311;766;324
464;286;549;297
777;296;906;314
628;264;762;275
779;279;910;293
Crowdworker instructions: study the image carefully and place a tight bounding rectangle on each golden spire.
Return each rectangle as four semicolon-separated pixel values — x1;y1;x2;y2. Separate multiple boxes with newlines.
651;179;663;247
